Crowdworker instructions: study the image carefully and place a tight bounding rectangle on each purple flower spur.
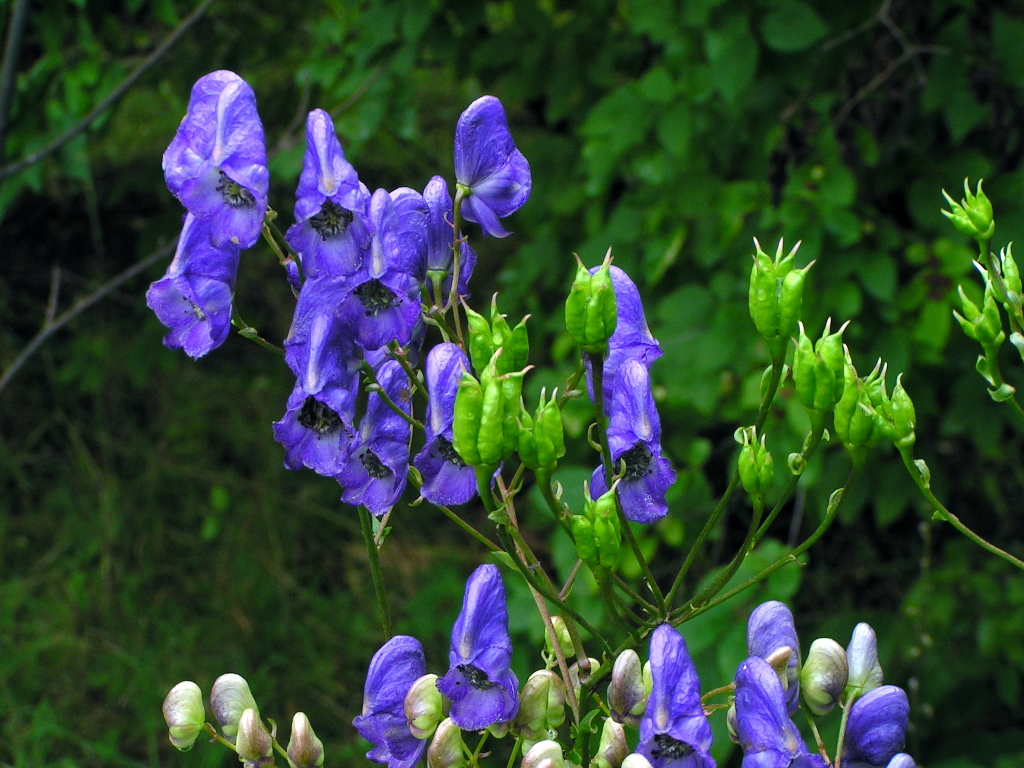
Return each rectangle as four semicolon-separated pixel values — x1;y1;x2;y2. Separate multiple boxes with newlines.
747;601;801;715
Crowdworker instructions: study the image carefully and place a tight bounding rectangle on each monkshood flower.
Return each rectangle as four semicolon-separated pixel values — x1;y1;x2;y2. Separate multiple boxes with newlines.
146;214;240;358
842;686;910;768
338;189;424;350
747;601;801;715
437;564;518;730
273;379;358;477
590;359;676;524
586;265;662;403
454;95;531;238
164;70;268;248
733;657;826;768
637;624;714;768
414;344;477;506
424;176;477;302
284;276;363;397
286;109;372;279
338;360;412;515
846;623;884;699
353;635;428;768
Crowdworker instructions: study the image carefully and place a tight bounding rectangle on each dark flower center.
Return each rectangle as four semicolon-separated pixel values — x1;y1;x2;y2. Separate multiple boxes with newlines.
457;663;494;690
297;396;342;435
354;279;399;317
310;201;354;240
183;297;206;321
650;734;694;761
215;170;256;208
360;449;392;480
437;437;466;468
619;443;652;480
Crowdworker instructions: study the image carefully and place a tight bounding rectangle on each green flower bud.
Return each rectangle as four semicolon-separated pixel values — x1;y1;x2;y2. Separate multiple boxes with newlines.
287;713;325;768
608;649;648;727
518;390;566;473
235;708;273;768
514;670;567;748
405;674;446;740
163;681;206;751
522;740;565;768
942;178;994;242
736;426;774;498
465;305;495;374
565;249;618;354
452;371;485;467
592;719;627;768
748;238;813;341
800;638;848;717
792;319;848;412
210;673;259;741
572;483;621;570
725;704;739;744
428;718;465;768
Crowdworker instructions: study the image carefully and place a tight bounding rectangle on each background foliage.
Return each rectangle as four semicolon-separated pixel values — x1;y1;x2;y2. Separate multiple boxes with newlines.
2;0;1024;765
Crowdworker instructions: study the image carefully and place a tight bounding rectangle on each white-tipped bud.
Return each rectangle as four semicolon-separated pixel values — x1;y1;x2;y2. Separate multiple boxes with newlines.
568;658;601;702
800;638;848;716
845;623;883;701
621;754;654;768
764;645;794;691
235;708;273;768
591;718;627;768
514;670;567;747
406;674;446;740
608;650;648;727
428;718;465;768
521;739;565;768
162;681;206;751
725;704;739;744
545;616;576;659
210;673;260;741
287;712;324;768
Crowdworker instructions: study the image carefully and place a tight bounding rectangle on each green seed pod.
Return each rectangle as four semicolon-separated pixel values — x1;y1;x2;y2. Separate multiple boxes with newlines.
510;316;531;370
942;178;995;241
748;238;812;340
565;250;618;354
792;319;849;412
834;357;884;463
452;371;484;466
478;364;506;466
518;391;566;472
464;305;495;374
737;426;774;499
888;375;917;448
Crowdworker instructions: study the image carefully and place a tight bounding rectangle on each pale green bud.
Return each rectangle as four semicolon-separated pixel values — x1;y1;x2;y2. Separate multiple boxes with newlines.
608;650;648;727
287;713;325;768
514;670;567;748
845;623;884;701
800;638;848;717
162;681;206;751
405;674;446;740
569;658;600;703
592;719;627;768
235;708;273;768
521;740;565;768
726;704;739;744
210;673;260;741
621;754;654;768
428;718;465;768
544;616;575;660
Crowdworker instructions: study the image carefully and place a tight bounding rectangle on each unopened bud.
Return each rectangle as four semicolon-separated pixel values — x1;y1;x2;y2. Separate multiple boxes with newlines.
592;719;627;768
845;623;883;701
210;673;260;741
621;754;654;768
726;703;739;744
608;650;648;727
163;681;206;751
428;718;465;768
942;178;994;242
566;250;618;354
405;674;446;740
544;616;575;660
522;739;565;768
800;638;848;716
235;708;273;768
569;658;601;703
287;713;324;768
514;670;566;747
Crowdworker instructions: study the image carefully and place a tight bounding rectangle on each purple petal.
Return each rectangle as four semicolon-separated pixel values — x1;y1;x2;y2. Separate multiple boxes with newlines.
747;602;801;715
388;187;431;279
461;193;511;238
424;344;470;437
272;381;356;475
454;95;531;220
414;437;477;506
843;686;909;767
146;271;235;359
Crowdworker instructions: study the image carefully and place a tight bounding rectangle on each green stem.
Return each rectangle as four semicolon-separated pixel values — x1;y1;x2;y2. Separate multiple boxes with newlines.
980;241;1024;337
360;360;424;430
231;311;284;355
978;340;1024;426
804;711;830;764
834;699;854;768
386;342;425;396
898;447;1024;571
358;506;393;638
202;723;237;752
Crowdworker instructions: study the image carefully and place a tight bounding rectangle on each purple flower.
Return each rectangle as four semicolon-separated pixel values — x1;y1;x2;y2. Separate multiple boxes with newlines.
454;96;531;238
353;635;427;768
637;625;714;768
338;189;424;350
747;601;801;715
284;277;362;397
842;686;910;768
338;360;412;515
437;564;518;730
273;379;357;476
590;359;676;523
285;109;372;279
424;176;477;302
146;214;240;358
734;657;826;768
163;71;268;248
414;344;478;506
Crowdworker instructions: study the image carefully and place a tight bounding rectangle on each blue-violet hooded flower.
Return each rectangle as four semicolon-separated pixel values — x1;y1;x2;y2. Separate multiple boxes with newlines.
842;686;910;768
424;176;477;303
272;377;358;477
353;635;428;768
163;70;268;248
454;96;531;238
747;601;801;715
437;564;518;730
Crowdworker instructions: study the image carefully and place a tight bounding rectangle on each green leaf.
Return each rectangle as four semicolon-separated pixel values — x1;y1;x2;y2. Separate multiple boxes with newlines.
704;16;759;104
760;0;828;53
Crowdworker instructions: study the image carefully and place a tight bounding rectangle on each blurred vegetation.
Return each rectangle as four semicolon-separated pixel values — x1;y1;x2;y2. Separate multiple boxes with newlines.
2;0;1024;765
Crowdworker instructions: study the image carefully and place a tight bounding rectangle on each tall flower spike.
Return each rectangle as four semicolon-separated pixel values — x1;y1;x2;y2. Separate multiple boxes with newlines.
747;601;801;715
637;625;714;768
414;344;478;506
338;360;412;515
286;109;372;279
436;564;519;730
163;71;268;248
841;686;910;768
353;636;428;768
733;657;826;768
590;359;676;524
454;96;532;238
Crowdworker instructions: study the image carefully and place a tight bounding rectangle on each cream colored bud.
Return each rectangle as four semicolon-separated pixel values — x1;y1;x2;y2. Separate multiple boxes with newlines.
568;658;601;701
162;681;206;751
801;638;848;716
545;616;575;659
522;739;565;768
210;673;260;741
621;754;654;768
428;718;465;768
764;645;794;691
515;670;566;746
287;712;324;768
608;650;647;727
591;718;627;768
235;708;273;768
406;674;446;740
